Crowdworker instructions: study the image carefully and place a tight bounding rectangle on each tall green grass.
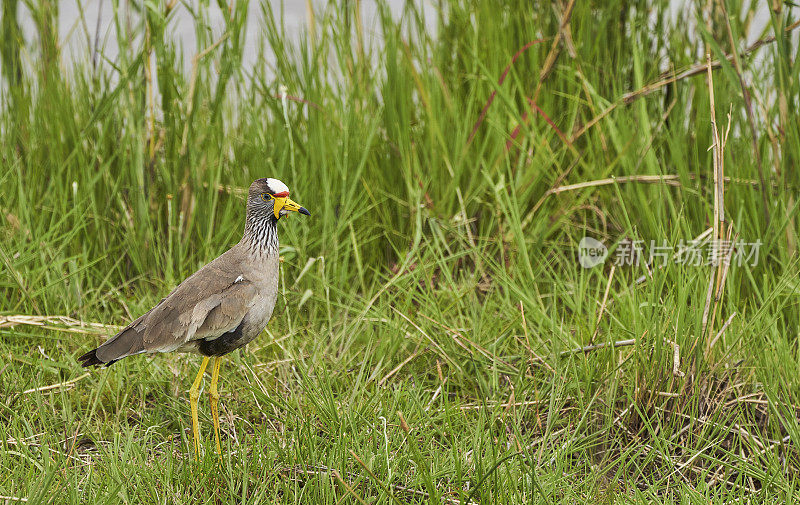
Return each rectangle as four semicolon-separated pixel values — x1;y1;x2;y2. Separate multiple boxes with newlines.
1;0;800;502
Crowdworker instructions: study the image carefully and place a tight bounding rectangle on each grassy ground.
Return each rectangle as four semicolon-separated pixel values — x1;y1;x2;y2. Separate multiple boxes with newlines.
2;0;800;502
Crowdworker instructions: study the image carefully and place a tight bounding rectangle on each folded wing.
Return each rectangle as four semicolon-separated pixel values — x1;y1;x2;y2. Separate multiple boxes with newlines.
86;252;258;365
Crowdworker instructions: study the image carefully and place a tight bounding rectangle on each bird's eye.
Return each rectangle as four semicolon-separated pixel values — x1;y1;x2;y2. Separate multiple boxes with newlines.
260;193;272;202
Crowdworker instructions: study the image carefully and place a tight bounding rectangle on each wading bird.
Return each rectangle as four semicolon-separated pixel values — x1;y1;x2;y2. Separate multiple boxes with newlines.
79;178;309;458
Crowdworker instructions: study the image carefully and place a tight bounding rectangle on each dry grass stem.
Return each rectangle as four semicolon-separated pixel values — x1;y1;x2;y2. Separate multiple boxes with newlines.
21;372;90;395
0;315;120;334
562;338;636;356
590;264;615;344
378;346;421;387
708;311;737;353
331;468;369;505
547;173;765;196
457;399;551;411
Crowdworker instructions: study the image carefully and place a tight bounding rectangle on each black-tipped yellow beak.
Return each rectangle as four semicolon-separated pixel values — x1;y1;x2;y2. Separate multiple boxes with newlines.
273;196;310;219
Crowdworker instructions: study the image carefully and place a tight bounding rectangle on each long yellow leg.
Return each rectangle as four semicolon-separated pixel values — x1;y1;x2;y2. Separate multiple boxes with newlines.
209;357;223;456
189;356;210;460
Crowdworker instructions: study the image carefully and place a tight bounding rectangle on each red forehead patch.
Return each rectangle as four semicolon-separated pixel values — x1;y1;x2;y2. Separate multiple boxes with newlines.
274;191;290;197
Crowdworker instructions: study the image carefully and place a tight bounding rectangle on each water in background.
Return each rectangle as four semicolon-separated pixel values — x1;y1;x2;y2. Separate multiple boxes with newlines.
5;1;789;107
13;0;439;76
12;2;783;74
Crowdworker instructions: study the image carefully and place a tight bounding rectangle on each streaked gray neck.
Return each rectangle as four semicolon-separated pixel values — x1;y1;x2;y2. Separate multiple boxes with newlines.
242;203;279;255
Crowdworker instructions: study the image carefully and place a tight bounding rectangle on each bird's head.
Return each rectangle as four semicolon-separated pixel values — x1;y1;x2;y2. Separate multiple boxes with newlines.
248;178;310;221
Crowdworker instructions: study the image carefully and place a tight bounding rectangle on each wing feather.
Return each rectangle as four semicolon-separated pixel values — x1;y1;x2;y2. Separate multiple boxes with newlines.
139;249;258;352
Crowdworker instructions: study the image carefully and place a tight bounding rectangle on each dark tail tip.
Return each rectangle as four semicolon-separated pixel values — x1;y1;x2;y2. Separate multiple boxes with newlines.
78;348;105;367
